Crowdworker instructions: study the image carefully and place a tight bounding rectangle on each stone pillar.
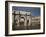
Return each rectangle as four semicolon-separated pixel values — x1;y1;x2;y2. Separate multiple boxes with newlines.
28;16;31;26
24;13;27;26
16;11;20;27
28;13;32;26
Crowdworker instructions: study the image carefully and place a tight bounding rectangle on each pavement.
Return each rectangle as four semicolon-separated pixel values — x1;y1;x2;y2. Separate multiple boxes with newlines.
12;24;40;30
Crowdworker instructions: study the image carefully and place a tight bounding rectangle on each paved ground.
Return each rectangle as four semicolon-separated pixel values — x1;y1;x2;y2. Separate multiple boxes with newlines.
12;24;40;30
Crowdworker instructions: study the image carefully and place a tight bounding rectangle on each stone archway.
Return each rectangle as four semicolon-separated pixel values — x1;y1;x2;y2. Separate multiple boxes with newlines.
20;17;25;26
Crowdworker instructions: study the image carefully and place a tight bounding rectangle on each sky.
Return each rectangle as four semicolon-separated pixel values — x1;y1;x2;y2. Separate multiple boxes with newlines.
12;6;40;16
